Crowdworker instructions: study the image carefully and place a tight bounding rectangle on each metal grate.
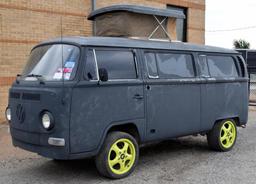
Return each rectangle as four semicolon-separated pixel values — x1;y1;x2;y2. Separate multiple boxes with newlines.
10;92;21;99
249;73;256;105
22;93;40;101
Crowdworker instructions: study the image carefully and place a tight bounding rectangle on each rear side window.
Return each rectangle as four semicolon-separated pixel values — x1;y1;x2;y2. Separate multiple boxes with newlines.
207;56;238;77
96;50;137;79
156;53;195;79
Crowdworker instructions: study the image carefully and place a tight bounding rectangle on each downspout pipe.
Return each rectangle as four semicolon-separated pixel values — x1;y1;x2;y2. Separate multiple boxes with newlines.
91;0;96;35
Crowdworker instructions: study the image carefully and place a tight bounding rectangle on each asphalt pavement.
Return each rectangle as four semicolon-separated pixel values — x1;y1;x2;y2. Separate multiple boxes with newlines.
0;110;255;184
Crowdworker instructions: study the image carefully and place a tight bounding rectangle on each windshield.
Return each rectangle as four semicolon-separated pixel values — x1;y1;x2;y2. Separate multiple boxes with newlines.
22;44;80;81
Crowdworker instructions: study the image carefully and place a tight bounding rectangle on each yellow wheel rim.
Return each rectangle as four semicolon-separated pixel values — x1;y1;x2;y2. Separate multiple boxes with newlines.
220;121;236;149
108;138;136;175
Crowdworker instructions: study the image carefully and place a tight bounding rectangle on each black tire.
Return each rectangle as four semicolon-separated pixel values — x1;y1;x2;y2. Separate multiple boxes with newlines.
95;131;139;179
52;159;65;162
207;119;237;152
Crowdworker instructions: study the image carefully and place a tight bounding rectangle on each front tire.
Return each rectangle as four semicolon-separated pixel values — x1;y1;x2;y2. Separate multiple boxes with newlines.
207;119;237;152
95;131;139;179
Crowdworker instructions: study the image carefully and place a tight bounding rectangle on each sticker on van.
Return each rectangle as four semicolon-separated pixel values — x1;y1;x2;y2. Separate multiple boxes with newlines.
65;61;75;68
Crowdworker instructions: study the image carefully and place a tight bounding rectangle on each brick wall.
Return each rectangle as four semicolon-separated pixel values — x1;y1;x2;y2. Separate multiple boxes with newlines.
0;0;205;122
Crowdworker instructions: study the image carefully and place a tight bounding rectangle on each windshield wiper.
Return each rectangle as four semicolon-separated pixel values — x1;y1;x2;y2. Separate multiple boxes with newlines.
26;74;45;84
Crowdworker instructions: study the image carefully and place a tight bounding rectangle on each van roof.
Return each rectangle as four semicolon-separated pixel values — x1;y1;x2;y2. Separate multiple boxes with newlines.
87;5;186;20
39;36;238;54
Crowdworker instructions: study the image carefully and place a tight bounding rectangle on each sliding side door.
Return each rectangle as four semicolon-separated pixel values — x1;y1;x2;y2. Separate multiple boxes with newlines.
143;51;201;141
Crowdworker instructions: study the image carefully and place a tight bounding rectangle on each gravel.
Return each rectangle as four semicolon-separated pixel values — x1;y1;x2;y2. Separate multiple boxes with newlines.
0;111;255;184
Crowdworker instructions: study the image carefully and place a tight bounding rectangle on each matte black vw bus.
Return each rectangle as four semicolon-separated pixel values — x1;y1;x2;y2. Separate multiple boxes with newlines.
6;37;248;179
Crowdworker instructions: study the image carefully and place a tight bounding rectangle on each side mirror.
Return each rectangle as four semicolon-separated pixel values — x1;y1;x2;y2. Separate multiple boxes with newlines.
98;68;108;82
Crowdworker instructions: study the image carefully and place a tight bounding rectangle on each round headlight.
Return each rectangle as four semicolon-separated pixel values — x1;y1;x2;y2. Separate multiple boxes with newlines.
42;112;54;130
5;107;11;121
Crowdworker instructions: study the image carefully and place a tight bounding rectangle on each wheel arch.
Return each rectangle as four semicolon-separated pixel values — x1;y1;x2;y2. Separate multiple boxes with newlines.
95;121;143;156
213;116;241;128
107;123;141;143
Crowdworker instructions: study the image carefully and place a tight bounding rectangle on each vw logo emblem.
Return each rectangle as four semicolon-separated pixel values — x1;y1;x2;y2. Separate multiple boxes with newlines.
16;104;25;123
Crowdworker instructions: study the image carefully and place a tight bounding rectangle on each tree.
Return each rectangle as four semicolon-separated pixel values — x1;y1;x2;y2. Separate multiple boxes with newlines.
233;39;250;49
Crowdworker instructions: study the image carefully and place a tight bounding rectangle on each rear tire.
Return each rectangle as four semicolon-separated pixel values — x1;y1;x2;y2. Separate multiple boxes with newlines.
207;119;237;152
95;131;139;179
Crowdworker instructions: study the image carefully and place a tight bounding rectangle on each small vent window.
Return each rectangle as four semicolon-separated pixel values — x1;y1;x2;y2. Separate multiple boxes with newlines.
145;53;158;78
84;50;98;81
198;55;210;77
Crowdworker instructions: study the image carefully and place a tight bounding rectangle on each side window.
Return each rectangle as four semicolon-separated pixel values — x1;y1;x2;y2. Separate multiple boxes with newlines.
95;50;137;79
145;52;158;78
207;56;239;77
199;55;210;77
156;53;195;79
84;49;98;80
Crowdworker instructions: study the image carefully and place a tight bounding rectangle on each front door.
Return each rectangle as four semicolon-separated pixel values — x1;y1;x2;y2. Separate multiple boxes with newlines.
70;48;144;153
143;51;201;141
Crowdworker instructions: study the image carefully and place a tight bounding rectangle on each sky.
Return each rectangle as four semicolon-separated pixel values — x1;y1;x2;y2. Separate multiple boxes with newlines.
206;0;256;49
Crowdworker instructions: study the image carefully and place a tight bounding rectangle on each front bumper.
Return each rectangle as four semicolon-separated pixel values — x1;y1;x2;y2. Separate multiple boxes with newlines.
10;127;97;160
10;127;69;160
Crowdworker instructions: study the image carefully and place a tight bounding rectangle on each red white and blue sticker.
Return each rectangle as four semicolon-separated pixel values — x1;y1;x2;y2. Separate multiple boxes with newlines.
53;65;74;80
65;61;75;68
53;68;63;80
64;73;71;80
63;68;73;73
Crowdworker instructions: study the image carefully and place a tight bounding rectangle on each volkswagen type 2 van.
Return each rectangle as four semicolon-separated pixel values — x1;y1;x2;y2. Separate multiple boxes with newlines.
6;37;248;179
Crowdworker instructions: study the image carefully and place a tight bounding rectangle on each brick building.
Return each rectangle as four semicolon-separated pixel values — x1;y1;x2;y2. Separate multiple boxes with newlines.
0;0;205;122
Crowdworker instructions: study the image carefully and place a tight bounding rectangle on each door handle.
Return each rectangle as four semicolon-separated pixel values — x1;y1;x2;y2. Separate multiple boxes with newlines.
133;94;144;100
